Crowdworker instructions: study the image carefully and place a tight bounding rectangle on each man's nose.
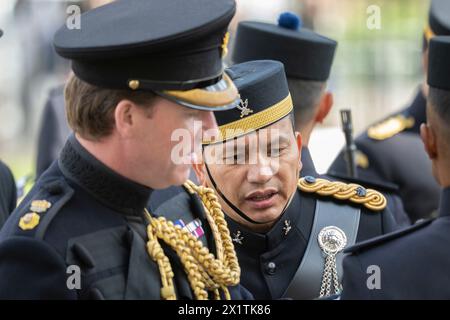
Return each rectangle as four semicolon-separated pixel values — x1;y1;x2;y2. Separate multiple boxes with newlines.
247;153;275;184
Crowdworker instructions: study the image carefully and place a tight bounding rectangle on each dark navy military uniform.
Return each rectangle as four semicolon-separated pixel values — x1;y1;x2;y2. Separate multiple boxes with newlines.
328;89;440;222
328;0;450;222
155;174;397;300
155;60;398;300
341;33;450;300
0;160;16;227
227;185;396;300
302;147;410;226
0;136;251;299
0;0;253;299
340;188;450;299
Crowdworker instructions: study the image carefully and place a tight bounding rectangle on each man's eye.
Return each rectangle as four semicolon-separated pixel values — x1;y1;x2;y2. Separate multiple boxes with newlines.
269;147;285;157
224;154;244;163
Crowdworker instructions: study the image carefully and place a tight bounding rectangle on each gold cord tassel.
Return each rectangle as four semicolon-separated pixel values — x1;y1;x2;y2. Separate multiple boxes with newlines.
144;180;240;300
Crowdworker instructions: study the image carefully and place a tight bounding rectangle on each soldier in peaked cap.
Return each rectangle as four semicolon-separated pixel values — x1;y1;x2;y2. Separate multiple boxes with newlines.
154;59;397;300
328;0;450;222
340;36;450;299
0;0;253;300
231;12;409;226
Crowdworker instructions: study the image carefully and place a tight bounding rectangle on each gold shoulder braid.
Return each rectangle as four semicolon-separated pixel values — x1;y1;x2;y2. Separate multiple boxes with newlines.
144;180;240;300
367;114;415;140
298;176;387;211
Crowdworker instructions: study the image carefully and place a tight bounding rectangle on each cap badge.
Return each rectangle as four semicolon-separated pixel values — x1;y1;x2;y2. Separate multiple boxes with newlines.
237;98;254;118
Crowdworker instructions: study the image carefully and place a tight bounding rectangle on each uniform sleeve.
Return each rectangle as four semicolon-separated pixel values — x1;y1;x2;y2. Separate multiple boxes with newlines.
0;237;77;299
340;255;372;300
384;193;410;227
381;206;398;234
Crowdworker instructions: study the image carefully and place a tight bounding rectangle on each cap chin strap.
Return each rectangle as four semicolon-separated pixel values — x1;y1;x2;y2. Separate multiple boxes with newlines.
203;160;297;226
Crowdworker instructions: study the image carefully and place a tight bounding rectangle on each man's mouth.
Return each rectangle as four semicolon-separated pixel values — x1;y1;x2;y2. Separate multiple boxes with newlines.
245;189;279;209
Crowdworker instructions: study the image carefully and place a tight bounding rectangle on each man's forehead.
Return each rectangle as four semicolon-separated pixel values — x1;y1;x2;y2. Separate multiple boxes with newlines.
219;118;294;148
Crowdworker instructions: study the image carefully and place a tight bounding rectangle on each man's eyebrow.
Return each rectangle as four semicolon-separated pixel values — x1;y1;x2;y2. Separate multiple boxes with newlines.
268;134;291;146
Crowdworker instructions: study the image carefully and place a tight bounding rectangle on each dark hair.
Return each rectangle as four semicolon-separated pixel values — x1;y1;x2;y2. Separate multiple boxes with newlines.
428;87;450;142
287;77;325;129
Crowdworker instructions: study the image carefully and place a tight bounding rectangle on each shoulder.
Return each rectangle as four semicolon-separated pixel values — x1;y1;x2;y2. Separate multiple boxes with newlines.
0;160;14;183
298;176;387;212
326;172;399;194
1;173;74;241
0;172;77;299
344;218;433;255
365;113;415;141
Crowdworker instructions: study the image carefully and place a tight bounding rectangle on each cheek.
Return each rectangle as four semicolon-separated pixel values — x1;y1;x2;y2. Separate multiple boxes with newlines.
277;158;299;192
211;166;241;197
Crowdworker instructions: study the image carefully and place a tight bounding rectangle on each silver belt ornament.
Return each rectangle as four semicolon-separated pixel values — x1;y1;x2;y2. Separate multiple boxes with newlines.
282;200;360;300
318;226;347;297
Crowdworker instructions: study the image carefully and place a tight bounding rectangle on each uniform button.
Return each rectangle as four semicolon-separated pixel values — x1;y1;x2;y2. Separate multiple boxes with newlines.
305;176;316;184
266;262;277;275
356;186;367;197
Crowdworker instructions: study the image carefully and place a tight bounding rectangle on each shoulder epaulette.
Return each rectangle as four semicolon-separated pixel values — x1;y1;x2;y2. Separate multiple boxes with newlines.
298;176;387;211
367;114;414;140
15;178;74;240
344;219;433;255
327;172;400;194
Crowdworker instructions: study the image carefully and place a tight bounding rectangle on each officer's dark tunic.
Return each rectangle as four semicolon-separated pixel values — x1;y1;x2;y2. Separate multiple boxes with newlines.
341;187;450;299
0;135;250;299
300;147;409;226
0;160;16;227
155;150;397;300
228;184;396;300
328;88;440;222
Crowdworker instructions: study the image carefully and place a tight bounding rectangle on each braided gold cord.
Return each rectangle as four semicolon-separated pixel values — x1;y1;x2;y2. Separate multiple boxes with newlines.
144;181;240;300
298;177;387;211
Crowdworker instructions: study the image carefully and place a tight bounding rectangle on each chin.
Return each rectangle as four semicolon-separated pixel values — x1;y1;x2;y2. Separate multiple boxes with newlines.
247;207;283;224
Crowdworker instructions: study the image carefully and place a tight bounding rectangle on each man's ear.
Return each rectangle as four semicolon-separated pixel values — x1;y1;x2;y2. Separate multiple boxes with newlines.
295;131;302;152
114;99;136;138
421;122;437;159
314;92;333;124
295;131;303;173
192;162;208;186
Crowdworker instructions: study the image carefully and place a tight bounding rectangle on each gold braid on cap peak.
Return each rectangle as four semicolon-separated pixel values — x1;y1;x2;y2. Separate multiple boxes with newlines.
203;93;293;144
144;180;240;300
298;177;387;212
